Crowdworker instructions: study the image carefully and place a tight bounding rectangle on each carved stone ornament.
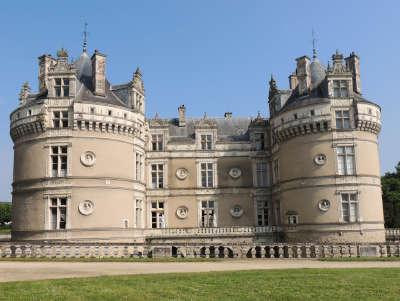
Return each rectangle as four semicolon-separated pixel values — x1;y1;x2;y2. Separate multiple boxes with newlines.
230;205;243;218
176;168;189;180
80;151;96;167
78;200;94;216
318;199;331;212
314;154;327;166
176;206;189;219
229;167;242;179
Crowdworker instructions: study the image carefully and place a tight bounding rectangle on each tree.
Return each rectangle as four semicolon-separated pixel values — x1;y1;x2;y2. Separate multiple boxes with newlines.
382;162;400;228
0;203;11;225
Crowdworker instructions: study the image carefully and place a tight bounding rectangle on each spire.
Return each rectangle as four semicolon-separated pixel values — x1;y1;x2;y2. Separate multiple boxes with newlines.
83;22;88;52
312;29;318;60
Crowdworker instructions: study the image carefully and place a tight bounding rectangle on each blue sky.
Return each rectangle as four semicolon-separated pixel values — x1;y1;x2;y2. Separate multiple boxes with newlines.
0;0;399;201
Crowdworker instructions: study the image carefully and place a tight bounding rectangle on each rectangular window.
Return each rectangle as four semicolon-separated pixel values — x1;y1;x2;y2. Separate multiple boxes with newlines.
256;162;268;187
341;193;358;222
54;78;70;97
52;111;69;128
288;215;298;225
200;200;216;227
51;146;68;177
201;163;214;188
335;110;351;129
135;199;143;228
49;197;67;230
200;134;212;150
272;159;279;184
135;153;143;182
254;133;265;151
337;146;355;175
151;164;164;189
333;80;348;98
151;200;165;228
256;200;269;226
151;134;163;151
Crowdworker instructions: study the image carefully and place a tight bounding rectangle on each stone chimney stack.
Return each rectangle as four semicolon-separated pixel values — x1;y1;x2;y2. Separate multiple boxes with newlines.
91;50;106;97
345;52;361;94
38;54;54;94
295;56;311;95
288;73;298;90
178;104;186;127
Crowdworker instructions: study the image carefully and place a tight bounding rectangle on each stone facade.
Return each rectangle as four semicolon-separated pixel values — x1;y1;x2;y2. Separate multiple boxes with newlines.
9;45;384;245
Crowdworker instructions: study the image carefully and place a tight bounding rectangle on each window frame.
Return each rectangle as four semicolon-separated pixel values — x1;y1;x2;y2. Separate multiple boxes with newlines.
151;163;164;189
199;200;217;228
52;110;69;128
336;145;356;175
46;196;69;230
256;199;269;226
332;80;349;98
335;109;351;130
340;192;359;223
151;134;164;151
197;160;217;188
150;200;166;229
54;77;70;98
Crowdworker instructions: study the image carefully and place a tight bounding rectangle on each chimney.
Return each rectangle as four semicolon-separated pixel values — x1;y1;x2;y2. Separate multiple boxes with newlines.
38;54;54;93
91;50;106;97
295;56;311;95
224;112;232;119
289;73;298;90
178;104;186;127
345;52;361;94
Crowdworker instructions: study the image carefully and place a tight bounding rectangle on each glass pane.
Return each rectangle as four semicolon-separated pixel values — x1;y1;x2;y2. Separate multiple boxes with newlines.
55;78;61;85
51;207;57;229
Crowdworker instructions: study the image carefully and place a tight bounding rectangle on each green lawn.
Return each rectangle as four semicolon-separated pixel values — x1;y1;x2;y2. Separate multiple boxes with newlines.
1;268;400;301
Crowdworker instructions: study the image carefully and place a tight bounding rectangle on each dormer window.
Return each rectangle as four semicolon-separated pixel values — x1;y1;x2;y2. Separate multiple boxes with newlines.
54;78;70;97
254;133;265;151
53;111;69;128
335;110;350;129
151;134;163;151
200;134;212;150
333;80;348;98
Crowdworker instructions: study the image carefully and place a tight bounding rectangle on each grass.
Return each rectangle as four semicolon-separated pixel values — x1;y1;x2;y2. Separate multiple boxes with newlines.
1;268;399;300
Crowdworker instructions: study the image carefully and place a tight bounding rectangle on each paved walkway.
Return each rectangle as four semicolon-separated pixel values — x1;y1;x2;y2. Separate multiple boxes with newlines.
1;259;400;282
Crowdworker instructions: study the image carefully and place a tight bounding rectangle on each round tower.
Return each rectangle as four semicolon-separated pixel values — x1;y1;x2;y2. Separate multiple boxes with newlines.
268;51;384;243
10;47;147;242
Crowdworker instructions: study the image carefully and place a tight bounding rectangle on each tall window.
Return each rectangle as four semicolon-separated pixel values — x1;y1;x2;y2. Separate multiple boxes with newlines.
54;78;70;97
337;146;355;175
200;134;212;150
256;200;269;226
151;200;165;228
53;111;69;128
288;215;298;225
333;80;348;98
151;164;164;189
49;197;67;230
51;146;67;177
256;162;268;187
335;110;351;129
201;163;214;188
272;159;279;184
151;134;163;151
341;193;358;222
135;199;143;228
200;200;216;227
136;153;143;182
254;133;265;151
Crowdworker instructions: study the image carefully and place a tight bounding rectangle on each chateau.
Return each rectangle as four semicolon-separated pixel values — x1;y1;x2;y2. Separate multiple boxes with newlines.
9;43;384;248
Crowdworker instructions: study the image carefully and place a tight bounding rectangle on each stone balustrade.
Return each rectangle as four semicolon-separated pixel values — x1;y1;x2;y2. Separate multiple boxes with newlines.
147;226;279;238
1;242;399;259
386;228;400;241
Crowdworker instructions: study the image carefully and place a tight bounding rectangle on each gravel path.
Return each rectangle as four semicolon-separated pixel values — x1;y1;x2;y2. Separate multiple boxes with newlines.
1;260;400;282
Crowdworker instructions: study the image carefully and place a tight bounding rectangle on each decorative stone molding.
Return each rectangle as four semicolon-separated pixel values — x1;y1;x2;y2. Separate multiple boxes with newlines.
175;168;189;180
230;205;243;218
176;206;189;219
314;154;327;166
80;151;96;167
229;168;242;179
318;199;331;212
78;200;94;215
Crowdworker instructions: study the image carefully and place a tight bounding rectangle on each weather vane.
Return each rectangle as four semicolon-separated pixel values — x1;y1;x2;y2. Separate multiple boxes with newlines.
83;22;88;52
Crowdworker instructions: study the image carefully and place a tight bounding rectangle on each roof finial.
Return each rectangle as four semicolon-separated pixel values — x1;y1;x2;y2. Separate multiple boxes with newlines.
83;22;88;52
312;29;318;60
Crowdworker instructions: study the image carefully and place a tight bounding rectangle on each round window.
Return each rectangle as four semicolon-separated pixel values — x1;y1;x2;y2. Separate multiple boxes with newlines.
314;154;327;166
318;199;331;212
